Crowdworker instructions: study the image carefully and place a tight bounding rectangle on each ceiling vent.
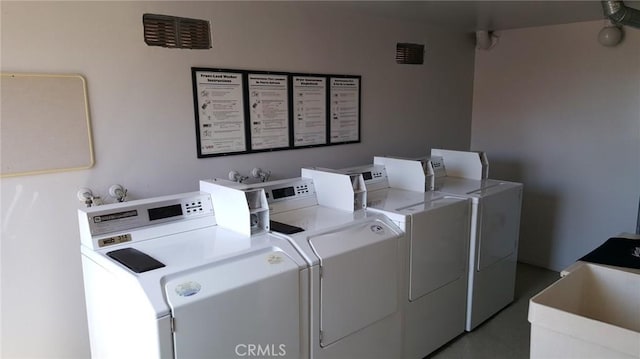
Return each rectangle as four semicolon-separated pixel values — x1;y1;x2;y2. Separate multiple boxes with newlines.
143;14;211;49
396;43;424;65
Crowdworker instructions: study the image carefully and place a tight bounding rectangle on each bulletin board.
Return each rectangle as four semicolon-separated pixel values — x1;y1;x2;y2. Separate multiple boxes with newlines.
1;73;94;177
192;67;361;158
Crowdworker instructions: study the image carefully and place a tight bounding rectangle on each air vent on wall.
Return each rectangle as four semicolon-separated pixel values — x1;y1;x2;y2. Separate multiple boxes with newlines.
396;43;424;65
143;14;211;49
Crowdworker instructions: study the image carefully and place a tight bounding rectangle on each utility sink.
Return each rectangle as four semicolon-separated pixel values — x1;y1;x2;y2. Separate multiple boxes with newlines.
528;261;640;359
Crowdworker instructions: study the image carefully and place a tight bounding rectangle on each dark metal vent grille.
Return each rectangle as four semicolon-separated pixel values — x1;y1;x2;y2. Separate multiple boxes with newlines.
143;14;211;49
396;43;424;65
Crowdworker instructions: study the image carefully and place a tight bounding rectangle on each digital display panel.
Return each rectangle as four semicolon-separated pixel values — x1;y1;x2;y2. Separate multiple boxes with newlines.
148;204;183;221
272;187;296;200
362;171;373;181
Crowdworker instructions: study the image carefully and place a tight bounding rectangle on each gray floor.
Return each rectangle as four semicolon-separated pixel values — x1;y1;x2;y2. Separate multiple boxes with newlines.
428;262;560;359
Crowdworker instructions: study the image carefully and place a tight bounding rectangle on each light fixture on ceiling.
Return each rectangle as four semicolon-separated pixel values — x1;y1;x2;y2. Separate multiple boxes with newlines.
601;0;640;28
598;0;640;47
598;21;623;46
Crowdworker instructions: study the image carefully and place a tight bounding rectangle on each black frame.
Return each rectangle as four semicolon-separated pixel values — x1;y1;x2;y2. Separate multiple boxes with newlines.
328;75;362;145
290;73;329;149
192;67;361;158
192;68;249;157
246;70;292;152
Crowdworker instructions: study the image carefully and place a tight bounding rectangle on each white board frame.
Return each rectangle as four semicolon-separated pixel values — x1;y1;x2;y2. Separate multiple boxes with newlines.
1;73;94;177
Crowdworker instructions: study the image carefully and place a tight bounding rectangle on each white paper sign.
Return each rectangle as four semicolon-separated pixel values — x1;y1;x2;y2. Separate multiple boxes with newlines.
248;74;290;150
195;71;247;155
293;76;327;147
330;77;360;143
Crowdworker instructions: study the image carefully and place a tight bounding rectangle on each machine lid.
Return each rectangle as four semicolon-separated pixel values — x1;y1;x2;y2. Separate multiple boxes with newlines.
308;218;400;261
164;247;300;309
164;248;303;358
85;227;308;319
438;177;521;197
269;205;376;266
270;205;365;235
366;188;467;216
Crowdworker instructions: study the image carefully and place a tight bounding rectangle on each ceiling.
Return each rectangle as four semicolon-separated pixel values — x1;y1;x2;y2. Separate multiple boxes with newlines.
320;1;640;32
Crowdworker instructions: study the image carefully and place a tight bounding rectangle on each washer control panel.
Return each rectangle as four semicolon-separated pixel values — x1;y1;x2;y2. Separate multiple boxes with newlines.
341;164;389;191
83;193;214;236
263;178;316;203
356;168;386;183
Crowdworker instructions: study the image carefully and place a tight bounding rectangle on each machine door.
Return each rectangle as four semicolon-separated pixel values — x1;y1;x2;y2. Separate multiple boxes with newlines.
165;250;302;358
477;187;522;271
408;199;469;301
309;220;400;347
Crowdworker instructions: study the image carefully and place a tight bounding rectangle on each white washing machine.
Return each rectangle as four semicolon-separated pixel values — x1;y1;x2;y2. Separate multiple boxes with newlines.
79;192;309;358
201;170;405;359
432;149;523;331
337;159;471;359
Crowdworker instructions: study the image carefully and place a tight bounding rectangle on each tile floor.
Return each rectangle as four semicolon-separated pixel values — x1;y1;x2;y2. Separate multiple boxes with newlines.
428;262;560;359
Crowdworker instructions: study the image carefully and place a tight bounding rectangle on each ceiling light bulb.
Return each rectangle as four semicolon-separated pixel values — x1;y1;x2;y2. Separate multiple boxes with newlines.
598;25;623;47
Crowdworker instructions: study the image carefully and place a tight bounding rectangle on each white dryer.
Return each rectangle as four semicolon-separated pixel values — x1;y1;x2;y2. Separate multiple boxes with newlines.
337;159;471;359
432;149;523;331
201;171;405;359
79;192;309;358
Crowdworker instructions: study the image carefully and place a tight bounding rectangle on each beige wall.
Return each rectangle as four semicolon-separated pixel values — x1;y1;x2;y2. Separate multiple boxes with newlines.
471;21;640;271
0;2;475;357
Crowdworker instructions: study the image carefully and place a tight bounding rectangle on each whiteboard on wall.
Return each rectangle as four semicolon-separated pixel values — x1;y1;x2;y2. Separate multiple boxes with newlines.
1;73;94;177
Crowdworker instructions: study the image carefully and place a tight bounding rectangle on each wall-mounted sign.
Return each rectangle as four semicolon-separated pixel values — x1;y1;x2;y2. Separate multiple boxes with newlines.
193;70;247;156
330;77;360;144
248;73;290;151
292;76;327;147
192;68;360;158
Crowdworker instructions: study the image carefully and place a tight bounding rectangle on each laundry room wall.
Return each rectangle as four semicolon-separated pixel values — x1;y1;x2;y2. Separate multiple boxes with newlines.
471;20;640;272
0;2;475;358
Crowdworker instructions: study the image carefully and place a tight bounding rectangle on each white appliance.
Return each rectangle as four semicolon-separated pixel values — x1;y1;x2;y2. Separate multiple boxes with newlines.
201;170;405;359
79;192;309;358
337;157;471;358
431;149;523;331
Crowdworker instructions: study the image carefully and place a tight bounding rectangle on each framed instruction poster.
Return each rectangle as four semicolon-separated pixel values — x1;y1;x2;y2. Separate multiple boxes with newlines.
247;73;290;151
192;67;361;158
193;69;247;157
329;76;360;144
292;76;327;147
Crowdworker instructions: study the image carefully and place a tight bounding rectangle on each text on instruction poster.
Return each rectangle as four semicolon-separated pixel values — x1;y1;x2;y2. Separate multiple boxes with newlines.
194;71;247;155
292;76;327;147
248;74;290;150
330;77;360;143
